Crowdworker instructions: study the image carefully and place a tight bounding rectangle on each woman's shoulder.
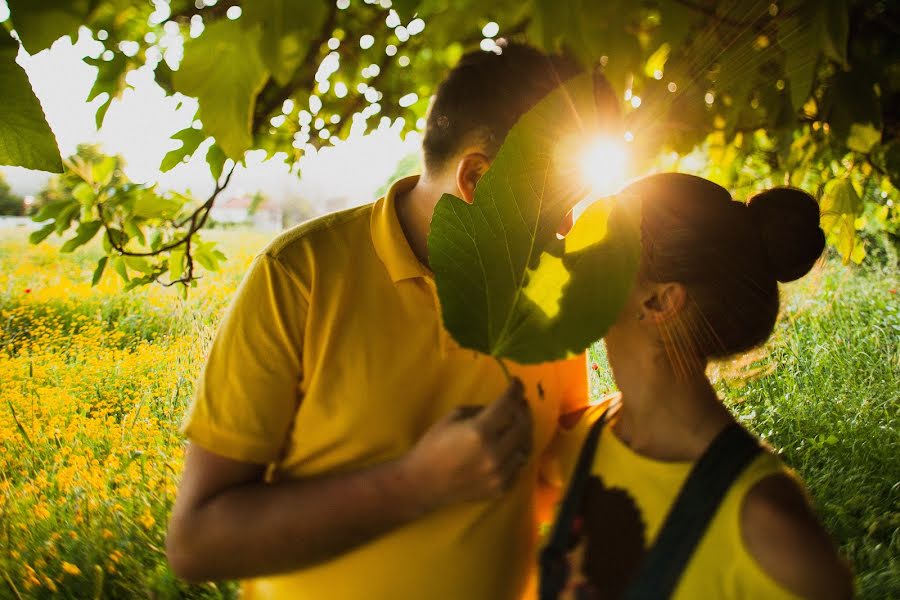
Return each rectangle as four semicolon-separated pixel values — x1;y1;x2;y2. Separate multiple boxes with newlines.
557;392;621;431
543;393;621;488
737;468;854;599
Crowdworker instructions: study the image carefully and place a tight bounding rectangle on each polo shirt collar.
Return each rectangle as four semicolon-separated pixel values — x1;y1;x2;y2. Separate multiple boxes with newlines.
371;175;431;282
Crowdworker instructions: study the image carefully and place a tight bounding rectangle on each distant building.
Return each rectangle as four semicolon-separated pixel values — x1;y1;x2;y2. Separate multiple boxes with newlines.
210;195;284;232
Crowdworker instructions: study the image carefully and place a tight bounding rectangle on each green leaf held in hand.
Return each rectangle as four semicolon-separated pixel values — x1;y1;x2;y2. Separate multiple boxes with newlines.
428;71;641;365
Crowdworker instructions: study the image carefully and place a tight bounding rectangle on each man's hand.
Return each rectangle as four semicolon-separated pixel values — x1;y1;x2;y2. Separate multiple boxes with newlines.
167;379;533;582
403;378;533;511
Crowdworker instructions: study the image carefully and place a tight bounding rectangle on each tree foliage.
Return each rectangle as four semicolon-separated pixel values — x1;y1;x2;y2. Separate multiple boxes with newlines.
0;0;897;289
0;170;25;215
31;144;227;291
0;26;62;172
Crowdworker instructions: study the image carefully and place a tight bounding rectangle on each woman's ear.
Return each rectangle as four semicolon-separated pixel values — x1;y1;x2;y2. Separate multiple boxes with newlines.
642;282;687;323
455;153;490;204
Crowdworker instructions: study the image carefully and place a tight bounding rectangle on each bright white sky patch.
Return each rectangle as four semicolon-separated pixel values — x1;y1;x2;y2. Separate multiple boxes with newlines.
2;25;420;211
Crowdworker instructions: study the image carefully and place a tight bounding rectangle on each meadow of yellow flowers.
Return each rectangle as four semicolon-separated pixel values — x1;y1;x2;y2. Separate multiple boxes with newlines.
2;225;897;599
1;228;267;599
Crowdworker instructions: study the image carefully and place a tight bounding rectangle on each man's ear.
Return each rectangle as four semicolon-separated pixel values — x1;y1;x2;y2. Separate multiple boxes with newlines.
455;153;490;204
642;282;687;323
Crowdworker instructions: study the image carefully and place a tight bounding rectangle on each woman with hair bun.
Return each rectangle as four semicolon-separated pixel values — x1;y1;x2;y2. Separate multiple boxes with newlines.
540;173;852;599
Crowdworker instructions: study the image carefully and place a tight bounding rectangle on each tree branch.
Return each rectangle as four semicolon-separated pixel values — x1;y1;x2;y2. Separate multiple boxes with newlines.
98;164;236;286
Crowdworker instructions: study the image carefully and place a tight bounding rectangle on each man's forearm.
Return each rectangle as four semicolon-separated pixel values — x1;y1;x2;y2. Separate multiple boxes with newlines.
167;381;531;583
167;457;424;582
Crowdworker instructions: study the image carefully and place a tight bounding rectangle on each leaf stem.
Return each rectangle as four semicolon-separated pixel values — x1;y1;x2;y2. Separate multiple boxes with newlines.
494;356;512;382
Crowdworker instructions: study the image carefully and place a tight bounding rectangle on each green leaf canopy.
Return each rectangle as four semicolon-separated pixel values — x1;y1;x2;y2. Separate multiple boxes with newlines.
0;29;63;172
242;0;327;87
820;177;864;264
428;72;642;364
172;19;269;160
5;0;88;55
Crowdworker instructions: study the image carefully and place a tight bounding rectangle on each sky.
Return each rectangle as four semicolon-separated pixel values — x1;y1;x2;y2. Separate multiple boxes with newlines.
1;13;421;212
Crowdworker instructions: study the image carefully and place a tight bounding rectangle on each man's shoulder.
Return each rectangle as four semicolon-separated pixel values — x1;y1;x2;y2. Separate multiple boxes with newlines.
264;203;373;259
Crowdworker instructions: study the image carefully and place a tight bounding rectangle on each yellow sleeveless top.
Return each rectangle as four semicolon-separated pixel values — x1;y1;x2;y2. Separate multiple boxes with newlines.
547;400;802;600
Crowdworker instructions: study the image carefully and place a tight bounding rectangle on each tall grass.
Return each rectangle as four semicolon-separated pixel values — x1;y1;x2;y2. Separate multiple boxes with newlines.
0;228;265;599
2;227;897;598
732;263;899;597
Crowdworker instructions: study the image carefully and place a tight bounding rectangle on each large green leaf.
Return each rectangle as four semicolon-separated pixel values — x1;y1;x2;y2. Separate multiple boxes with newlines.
820;177;862;264
85;52;128;129
778;0;850;115
824;69;882;150
29;222;56;244
6;0;90;55
0;30;63;172
846;123;881;154
653;1;700;51
242;0;327;87
132;190;183;219
32;199;74;222
778;13;820;115
881;141;900;189
160;128;207;173
172;20;269;160
60;220;101;253
530;0;642;95
206;143;227;181
391;0;419;20
428;72;641;364
818;0;849;66
91;256;108;286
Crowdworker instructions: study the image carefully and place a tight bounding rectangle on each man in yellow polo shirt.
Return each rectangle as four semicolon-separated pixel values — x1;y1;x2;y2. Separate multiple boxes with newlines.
166;43;588;599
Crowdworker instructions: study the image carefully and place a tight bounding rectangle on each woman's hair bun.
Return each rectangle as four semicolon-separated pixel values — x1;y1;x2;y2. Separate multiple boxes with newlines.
747;187;826;283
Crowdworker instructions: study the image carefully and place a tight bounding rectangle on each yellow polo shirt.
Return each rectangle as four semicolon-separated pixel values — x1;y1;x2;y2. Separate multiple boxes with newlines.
182;176;588;600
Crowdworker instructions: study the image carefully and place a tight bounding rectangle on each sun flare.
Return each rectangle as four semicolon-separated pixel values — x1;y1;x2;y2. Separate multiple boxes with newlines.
579;137;629;196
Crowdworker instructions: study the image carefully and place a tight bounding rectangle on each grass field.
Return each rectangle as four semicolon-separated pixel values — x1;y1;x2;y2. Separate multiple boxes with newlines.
1;226;898;599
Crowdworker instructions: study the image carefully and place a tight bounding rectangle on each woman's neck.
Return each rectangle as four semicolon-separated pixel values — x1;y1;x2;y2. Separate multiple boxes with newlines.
612;357;734;462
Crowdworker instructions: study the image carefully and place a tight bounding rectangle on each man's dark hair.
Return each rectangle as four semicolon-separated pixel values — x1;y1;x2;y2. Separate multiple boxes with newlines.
422;42;581;173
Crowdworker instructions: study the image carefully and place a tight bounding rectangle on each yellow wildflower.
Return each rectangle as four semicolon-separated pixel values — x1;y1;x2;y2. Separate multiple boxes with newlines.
33;503;51;520
61;562;81;576
23;564;41;587
139;510;156;529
